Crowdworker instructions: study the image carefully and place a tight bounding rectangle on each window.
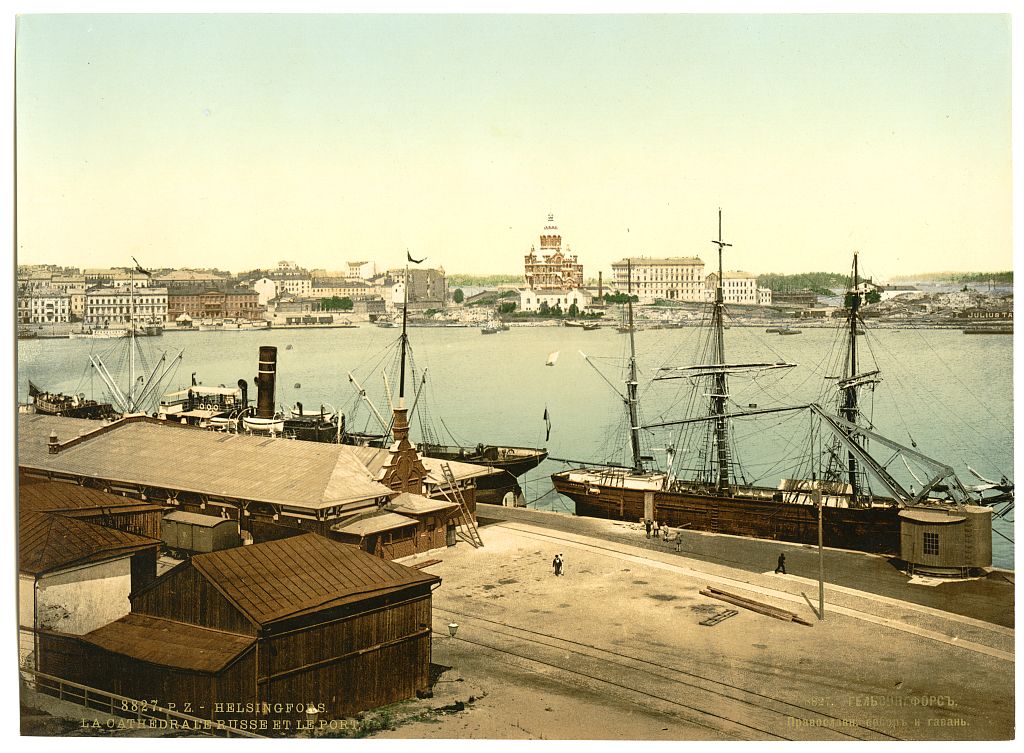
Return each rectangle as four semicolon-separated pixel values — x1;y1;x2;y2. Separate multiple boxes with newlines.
923;531;939;556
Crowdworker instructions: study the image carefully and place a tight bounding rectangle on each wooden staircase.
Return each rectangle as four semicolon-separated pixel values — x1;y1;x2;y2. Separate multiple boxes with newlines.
439;462;484;548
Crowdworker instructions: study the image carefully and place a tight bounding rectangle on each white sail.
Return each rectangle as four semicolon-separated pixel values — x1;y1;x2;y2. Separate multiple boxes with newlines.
546;350;560;366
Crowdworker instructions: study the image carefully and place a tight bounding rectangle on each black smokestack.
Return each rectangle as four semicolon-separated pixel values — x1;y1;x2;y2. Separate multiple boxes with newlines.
256;346;277;419
237;378;249;412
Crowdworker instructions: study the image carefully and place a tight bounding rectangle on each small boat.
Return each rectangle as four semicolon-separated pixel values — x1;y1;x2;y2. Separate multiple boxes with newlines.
481;327;499;335
27;380;115;420
765;326;783;333
242;414;285;436
582;323;601;331
778;327;803;335
546;350;560;366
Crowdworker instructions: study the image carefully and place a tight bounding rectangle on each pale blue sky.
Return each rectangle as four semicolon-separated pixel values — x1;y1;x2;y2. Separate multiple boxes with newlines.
15;14;1012;278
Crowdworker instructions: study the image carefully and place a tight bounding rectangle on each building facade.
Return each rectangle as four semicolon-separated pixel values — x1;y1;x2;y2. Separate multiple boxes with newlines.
19;287;72;324
704;271;762;305
167;287;263;321
518;287;591;313
85;286;169;327
524;214;584;290
611;257;706;303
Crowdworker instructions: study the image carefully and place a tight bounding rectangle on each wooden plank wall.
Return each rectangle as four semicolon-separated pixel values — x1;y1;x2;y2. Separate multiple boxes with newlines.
132;566;256;636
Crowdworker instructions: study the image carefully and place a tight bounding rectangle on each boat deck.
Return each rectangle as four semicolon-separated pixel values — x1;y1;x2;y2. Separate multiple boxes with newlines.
477;503;1014;628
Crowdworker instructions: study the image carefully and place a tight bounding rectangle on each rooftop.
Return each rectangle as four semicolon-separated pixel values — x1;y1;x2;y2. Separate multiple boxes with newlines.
77;613;254;673
184;532;440;625
18;414;393;511
20;509;159;576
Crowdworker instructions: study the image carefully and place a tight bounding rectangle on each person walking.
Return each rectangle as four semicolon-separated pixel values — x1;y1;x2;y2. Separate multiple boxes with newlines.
554;553;564;576
775;552;787;574
652;520;660;539
661;523;669;542
645;519;652;538
674;532;683;552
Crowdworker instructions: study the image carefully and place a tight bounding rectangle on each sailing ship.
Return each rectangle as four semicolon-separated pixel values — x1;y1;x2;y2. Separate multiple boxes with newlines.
27;260;183;420
551;213;1009;570
343;256;548;501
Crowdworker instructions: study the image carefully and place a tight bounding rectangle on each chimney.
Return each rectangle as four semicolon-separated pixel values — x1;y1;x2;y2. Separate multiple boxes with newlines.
237;378;249;411
255;346;277;419
598;271;603;299
48;431;59;454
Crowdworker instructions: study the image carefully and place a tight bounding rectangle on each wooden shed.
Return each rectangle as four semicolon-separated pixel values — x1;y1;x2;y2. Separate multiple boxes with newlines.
161;510;240;554
39;533;441;725
899;505;993;576
19;474;164;540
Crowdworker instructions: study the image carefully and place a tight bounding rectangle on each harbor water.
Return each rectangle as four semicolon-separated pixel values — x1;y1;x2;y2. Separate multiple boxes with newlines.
16;322;1014;568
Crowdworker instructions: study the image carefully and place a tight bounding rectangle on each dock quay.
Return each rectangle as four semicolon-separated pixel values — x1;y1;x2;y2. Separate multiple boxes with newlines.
382;504;1013;740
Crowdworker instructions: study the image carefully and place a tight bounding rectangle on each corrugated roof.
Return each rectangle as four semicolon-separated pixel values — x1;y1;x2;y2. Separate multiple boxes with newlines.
19;479;164;516
164;510;236;528
18;415;392;510
331;512;418;537
189;533;440;625
20;510;160;576
389;492;459;515
78;613;254;673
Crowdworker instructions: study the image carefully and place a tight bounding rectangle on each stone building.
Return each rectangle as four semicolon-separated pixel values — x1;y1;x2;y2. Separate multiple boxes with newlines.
611;257;706;303
524;214;583;290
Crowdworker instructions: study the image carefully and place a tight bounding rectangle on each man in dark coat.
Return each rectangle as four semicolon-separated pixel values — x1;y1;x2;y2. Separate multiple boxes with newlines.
775;552;787;574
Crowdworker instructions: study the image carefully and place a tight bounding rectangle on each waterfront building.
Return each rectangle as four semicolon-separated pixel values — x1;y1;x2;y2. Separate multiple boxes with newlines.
51;275;87;319
84;286;169;327
518;287;591;313
757;287;773;306
167;286;263;322
83;268;153;288
152;270;229;291
19;286;72;325
704;271;761;305
524;214;584;290
18;480;161;669
385;267;448;312
611;256;706;303
771;289;819;308
311;277;375;300
37;532;440;723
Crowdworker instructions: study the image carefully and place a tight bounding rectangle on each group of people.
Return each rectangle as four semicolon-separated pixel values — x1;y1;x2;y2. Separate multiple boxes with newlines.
644;519;683;551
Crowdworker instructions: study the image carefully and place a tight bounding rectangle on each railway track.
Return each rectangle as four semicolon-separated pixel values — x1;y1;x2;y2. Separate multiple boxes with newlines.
432;606;903;741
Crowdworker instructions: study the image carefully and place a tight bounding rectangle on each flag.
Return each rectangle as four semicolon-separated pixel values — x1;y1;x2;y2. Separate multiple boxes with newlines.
28;380;41;398
132;256;152;277
407;250;426;264
543;407;551;441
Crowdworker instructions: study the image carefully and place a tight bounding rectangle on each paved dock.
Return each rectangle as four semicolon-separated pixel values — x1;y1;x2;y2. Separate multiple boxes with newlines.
384;508;1014;740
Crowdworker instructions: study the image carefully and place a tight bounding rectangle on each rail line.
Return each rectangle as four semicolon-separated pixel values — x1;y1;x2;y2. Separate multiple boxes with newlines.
432;607;902;741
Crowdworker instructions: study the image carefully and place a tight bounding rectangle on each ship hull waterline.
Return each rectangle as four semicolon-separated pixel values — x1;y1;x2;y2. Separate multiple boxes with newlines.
552;473;902;555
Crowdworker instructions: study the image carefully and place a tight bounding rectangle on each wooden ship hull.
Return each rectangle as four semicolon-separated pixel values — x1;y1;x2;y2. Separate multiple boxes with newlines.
420;444;548;503
551;472;902;554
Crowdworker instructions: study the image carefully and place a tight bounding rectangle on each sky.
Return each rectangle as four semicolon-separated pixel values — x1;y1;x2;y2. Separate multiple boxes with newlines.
14;12;1013;280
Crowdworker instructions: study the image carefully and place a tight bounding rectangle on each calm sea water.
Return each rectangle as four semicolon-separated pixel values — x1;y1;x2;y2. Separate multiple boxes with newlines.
17;322;1014;568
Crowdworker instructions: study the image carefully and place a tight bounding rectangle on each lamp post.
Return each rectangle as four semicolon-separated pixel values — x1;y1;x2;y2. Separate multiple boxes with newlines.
816;488;825;621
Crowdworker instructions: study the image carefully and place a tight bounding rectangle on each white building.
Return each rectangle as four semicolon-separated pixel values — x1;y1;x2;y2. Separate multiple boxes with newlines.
20;287;72;324
705;271;762;305
611;257;706;303
757;287;773;306
51;275;87;318
85;286;169;327
252;277;279;306
346;261;377;280
518;288;591;313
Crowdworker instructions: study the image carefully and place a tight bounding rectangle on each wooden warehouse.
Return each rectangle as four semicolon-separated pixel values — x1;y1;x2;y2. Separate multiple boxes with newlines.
39;533;441;724
18;414;495;556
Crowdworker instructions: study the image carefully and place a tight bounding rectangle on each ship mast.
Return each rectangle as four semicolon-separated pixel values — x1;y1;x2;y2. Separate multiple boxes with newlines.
840;251;866;500
399;261;409;406
710;209;732;492
625;261;643;472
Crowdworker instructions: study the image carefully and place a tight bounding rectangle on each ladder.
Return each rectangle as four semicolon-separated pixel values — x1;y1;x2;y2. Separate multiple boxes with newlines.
439;462;484;548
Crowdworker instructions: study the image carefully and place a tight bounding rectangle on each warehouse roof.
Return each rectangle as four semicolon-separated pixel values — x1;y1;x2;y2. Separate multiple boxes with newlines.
163;510;236;528
389;492;459;515
346;443;499;484
18;414;392;510
331;512;418;537
19;509;159;576
186;533;440;625
77;613;255;673
18;477;165;517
